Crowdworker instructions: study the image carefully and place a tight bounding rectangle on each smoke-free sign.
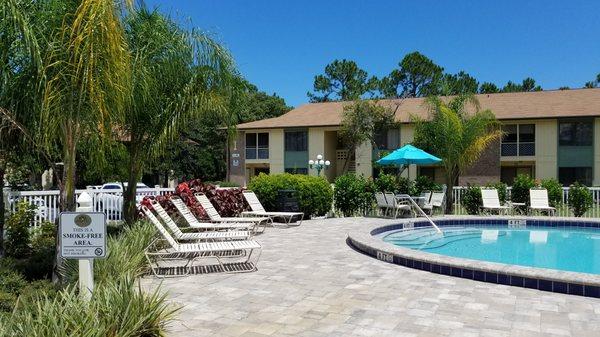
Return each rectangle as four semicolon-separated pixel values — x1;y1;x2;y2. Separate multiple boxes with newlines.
60;212;106;259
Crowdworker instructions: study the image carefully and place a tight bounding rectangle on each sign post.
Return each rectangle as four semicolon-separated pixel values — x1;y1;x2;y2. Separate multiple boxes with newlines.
59;211;106;300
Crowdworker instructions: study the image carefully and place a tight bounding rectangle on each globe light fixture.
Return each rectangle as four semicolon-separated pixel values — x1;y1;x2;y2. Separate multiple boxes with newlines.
308;154;330;176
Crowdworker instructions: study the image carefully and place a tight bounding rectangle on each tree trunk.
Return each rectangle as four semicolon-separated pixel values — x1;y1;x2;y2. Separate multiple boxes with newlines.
123;146;141;224
0;166;5;257
61;135;77;212
54;128;77;283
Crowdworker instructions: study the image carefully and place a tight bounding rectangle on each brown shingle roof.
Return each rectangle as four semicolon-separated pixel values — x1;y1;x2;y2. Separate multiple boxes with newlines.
236;88;600;130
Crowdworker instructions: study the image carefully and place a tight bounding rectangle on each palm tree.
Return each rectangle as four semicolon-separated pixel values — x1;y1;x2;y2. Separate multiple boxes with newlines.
412;95;502;214
121;8;238;223
0;0;46;255
41;0;130;211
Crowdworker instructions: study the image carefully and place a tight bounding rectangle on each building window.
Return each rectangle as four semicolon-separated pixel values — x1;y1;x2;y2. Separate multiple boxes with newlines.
558;167;592;186
559;120;593;146
374;129;400;150
245;132;269;159
501;124;535;156
285;131;307;151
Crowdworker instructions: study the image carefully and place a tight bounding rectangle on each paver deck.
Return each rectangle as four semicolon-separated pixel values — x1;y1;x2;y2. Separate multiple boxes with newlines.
141;217;600;337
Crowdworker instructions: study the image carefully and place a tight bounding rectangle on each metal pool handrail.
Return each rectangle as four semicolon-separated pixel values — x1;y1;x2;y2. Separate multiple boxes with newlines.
396;194;442;234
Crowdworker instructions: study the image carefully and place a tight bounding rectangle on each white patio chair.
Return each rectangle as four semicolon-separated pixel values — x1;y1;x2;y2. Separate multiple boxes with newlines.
141;206;261;278
375;192;389;217
149;199;251;241
529;189;556;216
418;191;432;208
195;193;271;233
481;188;511;215
241;190;304;226
170;196;254;231
384;192;413;218
422;191;444;215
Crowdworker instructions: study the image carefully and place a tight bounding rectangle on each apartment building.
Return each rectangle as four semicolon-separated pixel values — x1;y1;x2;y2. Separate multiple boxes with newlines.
228;88;600;187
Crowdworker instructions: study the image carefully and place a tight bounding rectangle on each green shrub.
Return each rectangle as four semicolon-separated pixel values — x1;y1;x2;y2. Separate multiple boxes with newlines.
4;201;36;258
19;222;56;280
374;173;396;193
0;267;56;314
461;186;482;215
247;173;333;217
0;277;178;337
209;181;240;188
485;182;508;204
541;178;563;207
396;177;413;195
568;182;593;217
414;175;440;195
333;174;374;216
0;269;27;312
511;174;535;204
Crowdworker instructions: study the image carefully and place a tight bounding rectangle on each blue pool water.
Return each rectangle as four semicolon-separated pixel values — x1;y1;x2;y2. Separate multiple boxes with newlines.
383;226;600;274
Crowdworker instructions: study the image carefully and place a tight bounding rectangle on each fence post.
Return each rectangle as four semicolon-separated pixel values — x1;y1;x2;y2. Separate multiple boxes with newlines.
2;187;10;212
76;192;94;300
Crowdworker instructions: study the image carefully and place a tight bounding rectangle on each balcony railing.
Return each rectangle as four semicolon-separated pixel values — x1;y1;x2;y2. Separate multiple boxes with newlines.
501;142;534;156
245;146;269;160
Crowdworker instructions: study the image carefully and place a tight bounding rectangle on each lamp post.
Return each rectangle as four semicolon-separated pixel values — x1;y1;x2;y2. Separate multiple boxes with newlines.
308;154;330;176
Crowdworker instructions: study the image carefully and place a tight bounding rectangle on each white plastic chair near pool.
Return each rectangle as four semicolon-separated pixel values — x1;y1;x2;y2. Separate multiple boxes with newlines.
529;188;556;216
384;192;414;218
422;191;444;215
375;192;390;216
142;206;261;278
481;188;512;215
241;190;304;226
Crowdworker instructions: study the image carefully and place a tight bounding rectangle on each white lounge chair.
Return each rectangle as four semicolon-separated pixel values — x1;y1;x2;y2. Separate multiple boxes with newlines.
529;189;556;216
481;188;511;215
170;196;254;231
195;193;271;232
149;199;251;241
422;191;444;215
384;192;414;218
375;192;389;217
141;206;261;278
241;190;304;226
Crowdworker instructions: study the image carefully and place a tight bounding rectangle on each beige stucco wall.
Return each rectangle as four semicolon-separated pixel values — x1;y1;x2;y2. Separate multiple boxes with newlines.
534;119;558;180
355;141;372;177
308;128;325;176
269;129;285;174
323;131;338;181
399;124;417;179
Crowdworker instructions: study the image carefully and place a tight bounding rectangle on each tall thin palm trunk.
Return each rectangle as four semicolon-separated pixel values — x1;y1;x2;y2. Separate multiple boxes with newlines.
123;143;141;224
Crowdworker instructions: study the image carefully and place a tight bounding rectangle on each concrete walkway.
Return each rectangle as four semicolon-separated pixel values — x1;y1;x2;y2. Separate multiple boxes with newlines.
141;217;600;337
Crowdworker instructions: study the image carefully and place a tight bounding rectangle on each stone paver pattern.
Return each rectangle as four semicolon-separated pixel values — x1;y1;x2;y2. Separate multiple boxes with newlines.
141;217;600;337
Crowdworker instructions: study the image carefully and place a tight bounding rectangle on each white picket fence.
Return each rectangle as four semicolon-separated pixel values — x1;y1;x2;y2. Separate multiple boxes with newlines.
6;185;600;227
6;187;173;226
452;186;600;218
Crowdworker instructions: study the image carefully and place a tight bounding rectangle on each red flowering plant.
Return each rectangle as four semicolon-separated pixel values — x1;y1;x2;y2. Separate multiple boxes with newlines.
139;179;248;220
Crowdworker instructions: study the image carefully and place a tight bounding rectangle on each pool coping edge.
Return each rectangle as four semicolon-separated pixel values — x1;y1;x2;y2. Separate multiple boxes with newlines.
347;215;600;298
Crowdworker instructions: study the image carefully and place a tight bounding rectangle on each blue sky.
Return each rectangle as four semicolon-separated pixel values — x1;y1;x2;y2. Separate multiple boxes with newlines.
146;0;600;107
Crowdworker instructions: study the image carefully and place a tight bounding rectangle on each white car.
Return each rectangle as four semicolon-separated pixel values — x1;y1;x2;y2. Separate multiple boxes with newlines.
93;182;150;213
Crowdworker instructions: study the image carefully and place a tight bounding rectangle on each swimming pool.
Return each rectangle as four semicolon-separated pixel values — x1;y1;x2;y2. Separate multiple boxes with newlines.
383;226;600;274
348;217;600;297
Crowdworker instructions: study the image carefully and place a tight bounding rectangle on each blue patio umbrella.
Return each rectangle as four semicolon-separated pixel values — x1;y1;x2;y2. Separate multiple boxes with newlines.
376;145;441;179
